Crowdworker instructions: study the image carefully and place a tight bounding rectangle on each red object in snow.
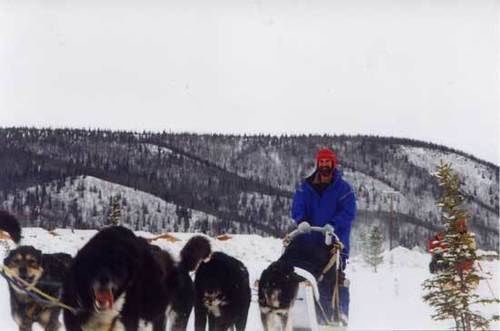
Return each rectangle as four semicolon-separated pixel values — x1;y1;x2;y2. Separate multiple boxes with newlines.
428;219;469;253
427;219;474;273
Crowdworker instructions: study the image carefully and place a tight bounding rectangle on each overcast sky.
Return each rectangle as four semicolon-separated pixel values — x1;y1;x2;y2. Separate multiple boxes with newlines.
1;0;499;164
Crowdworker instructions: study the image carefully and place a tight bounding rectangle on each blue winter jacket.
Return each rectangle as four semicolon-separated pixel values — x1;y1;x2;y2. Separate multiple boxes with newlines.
291;169;357;266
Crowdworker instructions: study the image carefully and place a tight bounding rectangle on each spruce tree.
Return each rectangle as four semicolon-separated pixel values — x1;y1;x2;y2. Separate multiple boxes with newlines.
363;226;384;272
422;162;499;331
108;195;121;226
359;231;369;263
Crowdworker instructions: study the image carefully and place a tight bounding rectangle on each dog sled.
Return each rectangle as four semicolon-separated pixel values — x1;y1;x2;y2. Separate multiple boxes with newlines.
259;225;347;331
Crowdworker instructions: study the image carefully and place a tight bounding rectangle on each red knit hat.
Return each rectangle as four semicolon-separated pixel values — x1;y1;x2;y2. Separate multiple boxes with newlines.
315;148;337;167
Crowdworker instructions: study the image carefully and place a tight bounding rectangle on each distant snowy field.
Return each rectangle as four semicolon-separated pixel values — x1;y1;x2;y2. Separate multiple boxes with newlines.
0;228;498;330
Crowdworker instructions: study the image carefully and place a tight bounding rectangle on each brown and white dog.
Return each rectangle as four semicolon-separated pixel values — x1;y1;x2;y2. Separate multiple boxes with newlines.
4;246;72;331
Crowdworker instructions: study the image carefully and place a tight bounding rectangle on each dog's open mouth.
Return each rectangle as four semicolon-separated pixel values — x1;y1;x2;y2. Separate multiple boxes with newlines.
94;288;114;311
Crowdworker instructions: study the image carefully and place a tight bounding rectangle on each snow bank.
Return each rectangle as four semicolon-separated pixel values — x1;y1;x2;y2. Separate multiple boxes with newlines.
0;228;498;330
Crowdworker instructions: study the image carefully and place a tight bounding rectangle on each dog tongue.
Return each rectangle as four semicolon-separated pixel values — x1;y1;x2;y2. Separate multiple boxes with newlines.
95;289;114;310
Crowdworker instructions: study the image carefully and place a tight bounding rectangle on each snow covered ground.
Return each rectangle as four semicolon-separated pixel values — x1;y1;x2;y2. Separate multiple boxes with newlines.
0;228;498;330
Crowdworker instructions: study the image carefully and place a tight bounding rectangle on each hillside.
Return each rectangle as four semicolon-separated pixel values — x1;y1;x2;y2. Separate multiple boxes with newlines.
0;127;498;251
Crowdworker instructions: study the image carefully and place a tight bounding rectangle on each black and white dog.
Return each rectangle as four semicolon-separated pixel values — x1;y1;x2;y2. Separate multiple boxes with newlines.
62;226;165;331
194;251;251;331
62;226;211;331
4;246;72;331
258;260;304;331
258;235;330;331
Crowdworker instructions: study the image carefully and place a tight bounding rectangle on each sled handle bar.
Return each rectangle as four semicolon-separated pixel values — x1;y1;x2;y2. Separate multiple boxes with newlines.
284;225;341;247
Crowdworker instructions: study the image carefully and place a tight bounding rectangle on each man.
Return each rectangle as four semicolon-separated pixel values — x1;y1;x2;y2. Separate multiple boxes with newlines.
291;147;356;326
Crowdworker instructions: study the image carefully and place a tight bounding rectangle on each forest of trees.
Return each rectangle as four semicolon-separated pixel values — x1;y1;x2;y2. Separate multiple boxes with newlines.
0;127;498;250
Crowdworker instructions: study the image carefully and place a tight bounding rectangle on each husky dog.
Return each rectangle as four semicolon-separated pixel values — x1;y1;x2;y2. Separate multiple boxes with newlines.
258;260;304;331
194;252;251;331
4;246;72;331
62;227;211;331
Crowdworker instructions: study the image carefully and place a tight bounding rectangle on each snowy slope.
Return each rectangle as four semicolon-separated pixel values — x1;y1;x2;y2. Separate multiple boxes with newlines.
399;146;498;210
2;176;220;233
0;228;498;331
344;169;411;213
2;128;498;252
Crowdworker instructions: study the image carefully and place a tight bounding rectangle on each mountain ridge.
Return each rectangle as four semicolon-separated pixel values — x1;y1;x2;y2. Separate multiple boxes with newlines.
0;127;497;251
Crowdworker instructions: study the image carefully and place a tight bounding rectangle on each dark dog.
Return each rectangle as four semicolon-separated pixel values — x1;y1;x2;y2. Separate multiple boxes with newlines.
179;235;212;272
258;236;331;331
3;246;72;331
62;226;171;331
0;210;22;244
194;251;251;331
166;235;212;331
258;260;304;331
62;227;211;331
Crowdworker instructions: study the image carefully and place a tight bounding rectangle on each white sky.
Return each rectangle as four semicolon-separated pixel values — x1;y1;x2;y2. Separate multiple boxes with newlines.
1;0;499;164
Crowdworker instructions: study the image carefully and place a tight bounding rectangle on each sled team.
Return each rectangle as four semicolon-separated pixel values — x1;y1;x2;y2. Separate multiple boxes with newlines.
0;148;357;331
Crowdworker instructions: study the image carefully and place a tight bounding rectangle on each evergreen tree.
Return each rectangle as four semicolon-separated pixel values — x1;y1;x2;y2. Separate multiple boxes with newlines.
362;226;384;272
359;231;369;263
422;162;499;331
107;195;121;226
